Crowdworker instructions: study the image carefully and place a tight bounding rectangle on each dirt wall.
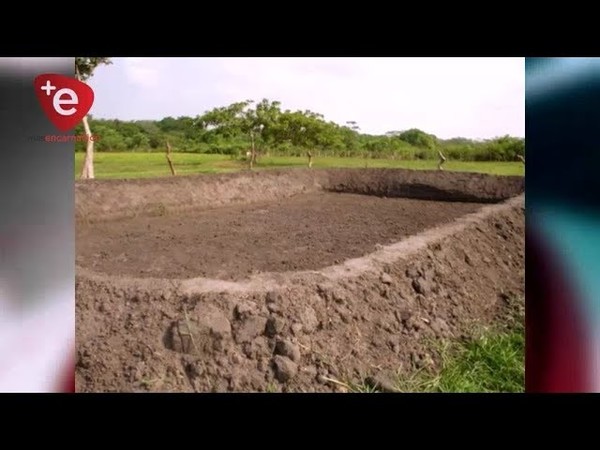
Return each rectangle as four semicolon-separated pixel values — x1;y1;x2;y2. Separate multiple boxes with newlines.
75;169;524;223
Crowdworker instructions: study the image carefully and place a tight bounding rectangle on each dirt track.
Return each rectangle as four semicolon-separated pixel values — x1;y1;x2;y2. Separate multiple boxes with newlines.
75;168;525;393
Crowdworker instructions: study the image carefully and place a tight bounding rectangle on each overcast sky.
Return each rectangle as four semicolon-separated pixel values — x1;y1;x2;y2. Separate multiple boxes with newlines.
87;57;524;140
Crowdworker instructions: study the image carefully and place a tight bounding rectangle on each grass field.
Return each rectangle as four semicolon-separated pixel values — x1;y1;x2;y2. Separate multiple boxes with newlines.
75;152;525;179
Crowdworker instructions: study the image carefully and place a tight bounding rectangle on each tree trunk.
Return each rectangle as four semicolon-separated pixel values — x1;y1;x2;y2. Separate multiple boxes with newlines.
165;141;177;175
76;65;95;180
437;149;447;171
79;114;94;179
249;131;255;170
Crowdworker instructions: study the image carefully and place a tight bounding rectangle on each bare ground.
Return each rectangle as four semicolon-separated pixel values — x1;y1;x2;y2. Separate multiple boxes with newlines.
75;169;525;393
77;193;485;280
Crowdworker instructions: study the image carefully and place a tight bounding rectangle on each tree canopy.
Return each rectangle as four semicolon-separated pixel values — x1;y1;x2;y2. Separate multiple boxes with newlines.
74;98;524;162
75;57;112;81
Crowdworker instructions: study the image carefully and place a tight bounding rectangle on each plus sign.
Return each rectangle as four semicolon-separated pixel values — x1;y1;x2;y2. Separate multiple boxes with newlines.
40;80;56;96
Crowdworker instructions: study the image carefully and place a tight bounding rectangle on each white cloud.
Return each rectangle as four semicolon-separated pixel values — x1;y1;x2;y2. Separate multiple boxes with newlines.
122;58;164;89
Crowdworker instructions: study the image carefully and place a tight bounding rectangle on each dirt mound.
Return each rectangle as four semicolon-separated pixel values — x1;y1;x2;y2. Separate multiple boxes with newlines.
76;168;524;223
75;168;524;392
325;168;524;203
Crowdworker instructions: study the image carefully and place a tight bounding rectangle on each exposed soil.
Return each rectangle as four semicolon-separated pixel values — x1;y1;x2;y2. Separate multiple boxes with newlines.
77;193;485;280
75;169;525;393
75;168;524;224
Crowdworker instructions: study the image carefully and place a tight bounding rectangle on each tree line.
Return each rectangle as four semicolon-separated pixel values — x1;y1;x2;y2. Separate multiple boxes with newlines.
74;98;525;162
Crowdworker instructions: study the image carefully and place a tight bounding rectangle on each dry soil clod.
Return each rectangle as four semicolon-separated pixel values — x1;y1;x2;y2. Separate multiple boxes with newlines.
272;355;298;382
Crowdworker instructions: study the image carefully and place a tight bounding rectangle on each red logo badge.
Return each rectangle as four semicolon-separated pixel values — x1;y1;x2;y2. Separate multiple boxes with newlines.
34;73;94;132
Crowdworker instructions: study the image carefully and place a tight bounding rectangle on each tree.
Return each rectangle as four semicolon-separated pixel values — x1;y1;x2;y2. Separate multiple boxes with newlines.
75;57;112;179
195;100;269;167
398;128;437;149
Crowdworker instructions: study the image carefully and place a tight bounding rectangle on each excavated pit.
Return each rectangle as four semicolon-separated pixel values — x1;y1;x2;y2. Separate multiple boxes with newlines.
76;168;525;393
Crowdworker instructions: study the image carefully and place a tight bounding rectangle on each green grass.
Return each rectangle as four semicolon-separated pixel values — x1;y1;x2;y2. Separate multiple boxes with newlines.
75;152;525;179
335;320;524;393
394;299;525;393
343;296;525;394
396;328;524;393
